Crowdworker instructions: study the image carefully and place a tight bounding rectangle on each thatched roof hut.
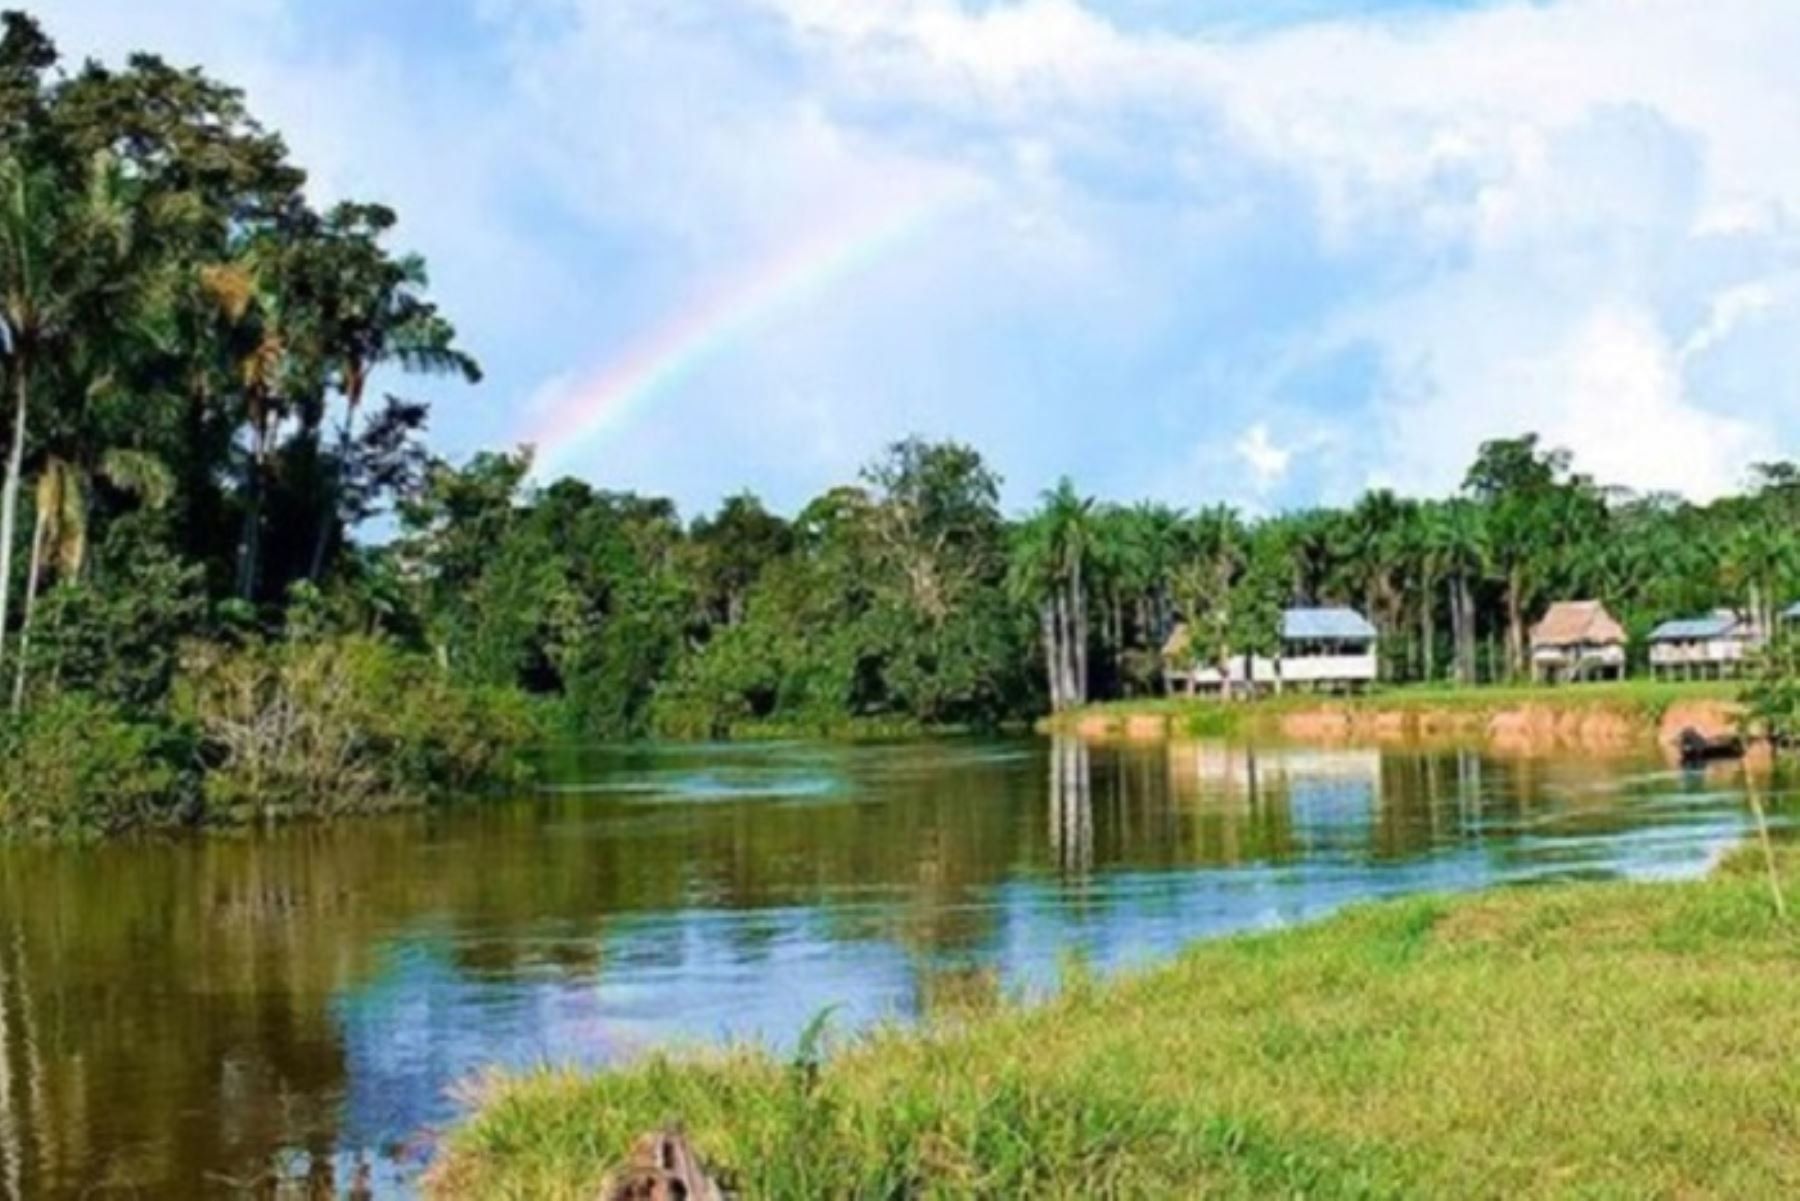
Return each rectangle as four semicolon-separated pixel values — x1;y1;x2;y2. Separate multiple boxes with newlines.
1528;600;1627;682
1530;600;1627;650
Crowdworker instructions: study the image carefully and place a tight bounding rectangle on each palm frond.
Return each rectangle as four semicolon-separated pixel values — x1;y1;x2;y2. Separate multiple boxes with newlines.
100;448;176;510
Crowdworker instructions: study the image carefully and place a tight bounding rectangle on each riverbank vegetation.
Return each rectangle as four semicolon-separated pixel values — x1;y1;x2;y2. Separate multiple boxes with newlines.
6;9;1800;837
433;842;1800;1199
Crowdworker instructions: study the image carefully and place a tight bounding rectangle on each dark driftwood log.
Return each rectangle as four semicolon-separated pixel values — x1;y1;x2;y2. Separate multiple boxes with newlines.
601;1128;729;1201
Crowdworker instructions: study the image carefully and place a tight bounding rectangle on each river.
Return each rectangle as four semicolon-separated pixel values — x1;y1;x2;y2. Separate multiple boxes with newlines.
0;736;1784;1198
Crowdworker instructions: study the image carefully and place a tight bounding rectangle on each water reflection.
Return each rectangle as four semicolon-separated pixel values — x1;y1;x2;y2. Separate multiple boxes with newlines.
0;737;1791;1198
1048;736;1092;877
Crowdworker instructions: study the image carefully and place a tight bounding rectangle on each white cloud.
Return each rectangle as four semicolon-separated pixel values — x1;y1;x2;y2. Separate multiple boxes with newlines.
723;0;1800;499
1233;422;1292;491
1555;308;1758;499
1680;277;1799;363
38;0;1800;509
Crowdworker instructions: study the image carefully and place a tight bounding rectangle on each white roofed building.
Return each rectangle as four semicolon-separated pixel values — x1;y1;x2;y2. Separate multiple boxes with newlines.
1164;606;1378;695
1647;611;1761;679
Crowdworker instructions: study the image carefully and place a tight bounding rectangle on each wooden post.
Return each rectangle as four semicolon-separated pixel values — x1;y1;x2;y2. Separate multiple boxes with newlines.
603;1129;729;1201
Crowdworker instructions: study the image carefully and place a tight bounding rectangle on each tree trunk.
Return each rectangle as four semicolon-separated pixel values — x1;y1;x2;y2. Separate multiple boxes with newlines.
308;371;365;583
0;353;28;662
1420;572;1436;683
1448;572;1467;684
1062;587;1079;706
1055;588;1075;712
1505;569;1525;681
1459;574;1479;684
236;413;269;601
1065;572;1080;705
1041;598;1064;711
11;495;45;712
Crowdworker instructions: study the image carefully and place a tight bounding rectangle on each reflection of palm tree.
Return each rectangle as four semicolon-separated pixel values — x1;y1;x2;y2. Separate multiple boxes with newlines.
1456;748;1483;833
0;919;49;1201
1048;737;1093;877
0;928;19;1201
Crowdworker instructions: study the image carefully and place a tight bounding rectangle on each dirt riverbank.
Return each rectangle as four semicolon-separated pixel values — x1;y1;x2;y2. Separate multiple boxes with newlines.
1048;686;1755;762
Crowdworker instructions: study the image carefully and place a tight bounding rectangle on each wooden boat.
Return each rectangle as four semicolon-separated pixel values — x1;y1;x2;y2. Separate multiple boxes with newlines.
1677;727;1745;765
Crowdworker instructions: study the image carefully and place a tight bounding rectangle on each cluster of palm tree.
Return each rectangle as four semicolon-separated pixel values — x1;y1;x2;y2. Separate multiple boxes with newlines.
1012;436;1800;710
0;15;478;711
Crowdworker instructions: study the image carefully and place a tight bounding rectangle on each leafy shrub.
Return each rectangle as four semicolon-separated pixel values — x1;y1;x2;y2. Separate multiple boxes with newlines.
23;530;207;709
0;693;192;836
176;634;539;823
1741;629;1800;743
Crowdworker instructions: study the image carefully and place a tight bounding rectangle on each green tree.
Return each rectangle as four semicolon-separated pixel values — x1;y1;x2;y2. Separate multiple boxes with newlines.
1010;479;1095;712
1437;498;1488;684
301;202;480;580
0;149;131;667
1464;435;1571;679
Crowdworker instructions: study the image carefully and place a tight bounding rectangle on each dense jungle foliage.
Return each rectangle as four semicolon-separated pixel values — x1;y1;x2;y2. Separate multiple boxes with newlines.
2;11;1800;833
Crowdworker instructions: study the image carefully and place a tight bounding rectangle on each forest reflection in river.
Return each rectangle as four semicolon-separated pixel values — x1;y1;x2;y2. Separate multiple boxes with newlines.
0;735;1786;1198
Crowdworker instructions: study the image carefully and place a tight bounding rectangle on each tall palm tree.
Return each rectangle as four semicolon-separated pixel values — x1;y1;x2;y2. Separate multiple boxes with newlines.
1123;501;1183;653
303;205;479;580
1725;519;1796;639
1009;479;1095;712
1411;501;1450;683
1171;505;1248;694
12;448;173;708
1439;499;1488;685
1346;490;1410;680
0;151;129;661
200;235;298;601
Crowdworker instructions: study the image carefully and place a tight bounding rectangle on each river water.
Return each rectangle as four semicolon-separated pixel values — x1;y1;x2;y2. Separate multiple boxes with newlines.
0;736;1786;1198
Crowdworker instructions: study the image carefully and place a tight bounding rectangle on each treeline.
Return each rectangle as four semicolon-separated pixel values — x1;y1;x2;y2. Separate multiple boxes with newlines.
403;433;1800;739
4;11;1800;833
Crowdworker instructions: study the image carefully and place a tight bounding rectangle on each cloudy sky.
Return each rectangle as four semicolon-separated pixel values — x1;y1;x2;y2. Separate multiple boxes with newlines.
39;0;1800;515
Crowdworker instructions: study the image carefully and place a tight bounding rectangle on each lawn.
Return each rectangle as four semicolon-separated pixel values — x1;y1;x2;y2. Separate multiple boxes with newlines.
430;843;1800;1200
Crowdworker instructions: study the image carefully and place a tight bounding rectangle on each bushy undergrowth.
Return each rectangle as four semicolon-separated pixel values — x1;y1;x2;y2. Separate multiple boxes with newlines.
0;693;193;836
177;634;540;823
0;634;541;837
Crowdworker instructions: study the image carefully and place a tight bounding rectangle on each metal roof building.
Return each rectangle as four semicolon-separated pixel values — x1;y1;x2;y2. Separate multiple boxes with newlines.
1281;607;1377;642
1648;615;1741;642
1648;610;1760;679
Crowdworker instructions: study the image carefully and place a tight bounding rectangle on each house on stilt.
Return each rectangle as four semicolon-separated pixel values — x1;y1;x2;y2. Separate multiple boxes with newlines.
1528;600;1627;683
1162;606;1378;695
1647;611;1761;680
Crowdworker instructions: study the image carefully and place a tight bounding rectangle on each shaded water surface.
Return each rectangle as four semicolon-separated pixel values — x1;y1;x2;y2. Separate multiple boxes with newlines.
0;737;1790;1197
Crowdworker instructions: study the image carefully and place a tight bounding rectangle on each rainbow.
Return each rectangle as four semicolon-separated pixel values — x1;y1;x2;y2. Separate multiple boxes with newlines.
522;190;963;472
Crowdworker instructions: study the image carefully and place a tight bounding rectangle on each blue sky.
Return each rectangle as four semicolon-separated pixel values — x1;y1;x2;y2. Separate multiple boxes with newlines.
42;0;1800;516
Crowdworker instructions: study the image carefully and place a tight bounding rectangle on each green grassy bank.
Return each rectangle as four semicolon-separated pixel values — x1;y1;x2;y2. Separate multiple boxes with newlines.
432;844;1800;1199
1041;677;1743;740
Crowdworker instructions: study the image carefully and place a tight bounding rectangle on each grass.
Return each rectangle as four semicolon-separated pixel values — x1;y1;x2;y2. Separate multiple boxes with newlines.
1043;677;1743;739
430;844;1800;1200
